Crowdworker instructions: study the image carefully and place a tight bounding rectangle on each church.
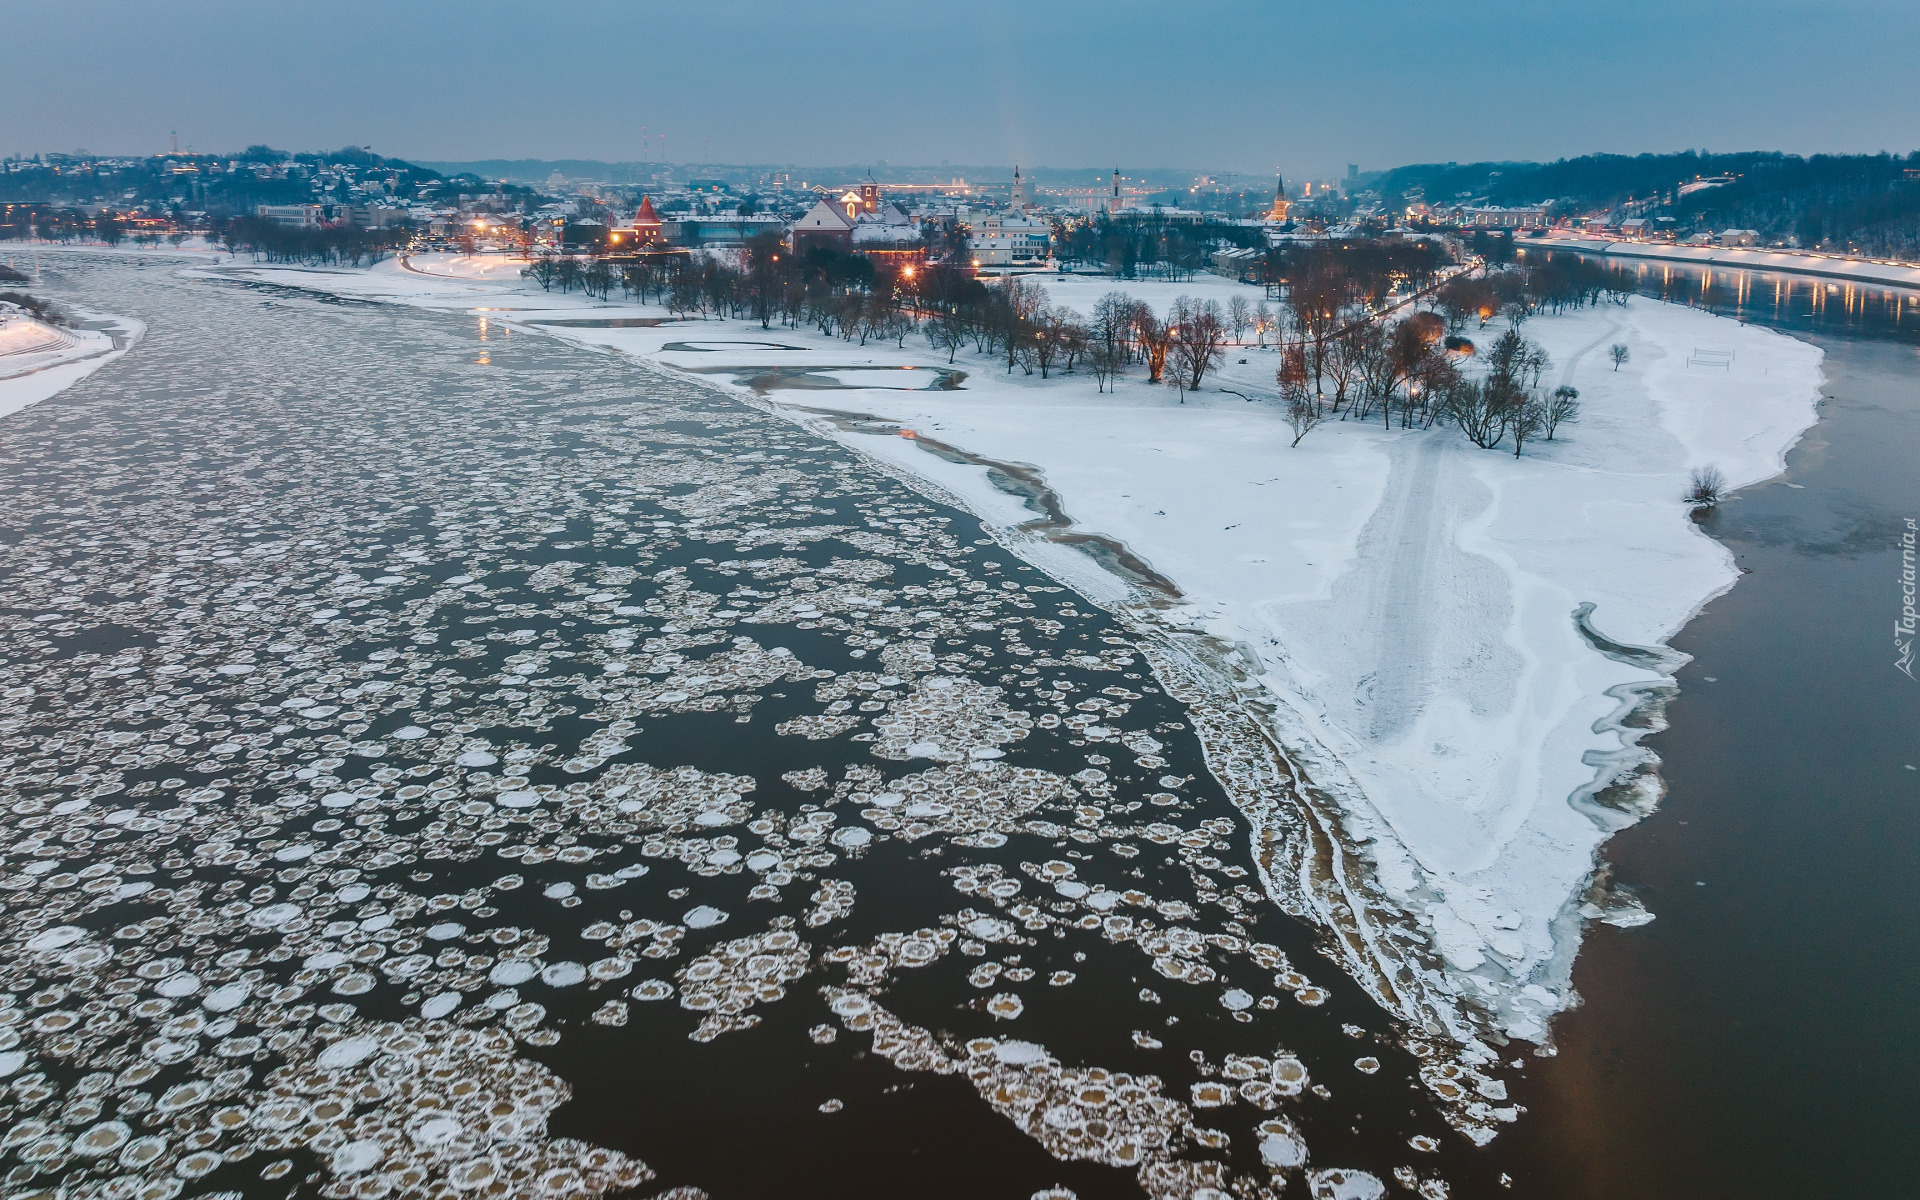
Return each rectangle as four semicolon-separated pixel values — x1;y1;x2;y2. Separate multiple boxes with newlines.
792;175;917;257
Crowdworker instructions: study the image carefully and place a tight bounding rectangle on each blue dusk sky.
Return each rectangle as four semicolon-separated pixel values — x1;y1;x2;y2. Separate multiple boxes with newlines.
8;0;1917;175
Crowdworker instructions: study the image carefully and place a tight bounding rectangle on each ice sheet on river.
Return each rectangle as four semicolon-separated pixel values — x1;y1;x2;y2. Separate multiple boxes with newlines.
0;252;1505;1200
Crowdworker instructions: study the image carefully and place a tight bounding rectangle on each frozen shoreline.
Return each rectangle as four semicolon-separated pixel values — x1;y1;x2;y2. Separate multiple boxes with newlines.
208;252;1825;1051
0;310;144;420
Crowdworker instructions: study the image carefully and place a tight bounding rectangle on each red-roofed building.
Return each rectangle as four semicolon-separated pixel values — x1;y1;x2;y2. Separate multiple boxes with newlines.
631;194;663;246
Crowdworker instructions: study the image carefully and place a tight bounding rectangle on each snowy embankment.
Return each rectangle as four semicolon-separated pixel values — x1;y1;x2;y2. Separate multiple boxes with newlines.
221;253;1824;1048
0;310;144;420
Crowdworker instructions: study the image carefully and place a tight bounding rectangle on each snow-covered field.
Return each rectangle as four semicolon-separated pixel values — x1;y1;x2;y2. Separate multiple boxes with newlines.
212;251;1825;1047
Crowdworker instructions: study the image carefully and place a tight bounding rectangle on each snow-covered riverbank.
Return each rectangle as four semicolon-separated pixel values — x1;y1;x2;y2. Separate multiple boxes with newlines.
212;252;1825;1050
1547;235;1920;290
0;309;144;420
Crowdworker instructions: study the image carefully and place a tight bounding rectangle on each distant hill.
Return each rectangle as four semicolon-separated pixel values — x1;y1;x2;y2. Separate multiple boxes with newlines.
417;160;1202;190
1376;150;1920;256
417;160;664;185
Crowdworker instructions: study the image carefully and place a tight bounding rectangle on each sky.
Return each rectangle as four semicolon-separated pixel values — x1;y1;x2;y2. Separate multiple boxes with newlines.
8;0;1919;179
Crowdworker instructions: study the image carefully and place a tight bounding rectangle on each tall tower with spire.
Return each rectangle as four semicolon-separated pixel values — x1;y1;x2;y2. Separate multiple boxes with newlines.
1011;165;1032;212
1270;174;1291;222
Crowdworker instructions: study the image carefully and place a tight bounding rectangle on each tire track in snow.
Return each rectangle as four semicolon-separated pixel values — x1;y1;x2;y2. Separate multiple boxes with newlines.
1363;431;1447;740
1559;314;1625;391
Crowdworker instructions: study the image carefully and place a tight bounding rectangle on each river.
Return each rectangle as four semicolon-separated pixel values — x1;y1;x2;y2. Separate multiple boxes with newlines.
0;253;1522;1200
5;249;1908;1200
1493;253;1920;1198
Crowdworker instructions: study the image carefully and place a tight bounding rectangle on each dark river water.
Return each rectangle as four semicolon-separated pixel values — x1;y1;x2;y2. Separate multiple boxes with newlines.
1494;253;1920;1198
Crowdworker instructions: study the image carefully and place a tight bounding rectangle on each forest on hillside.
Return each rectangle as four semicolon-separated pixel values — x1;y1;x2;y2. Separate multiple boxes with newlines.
1377;151;1920;256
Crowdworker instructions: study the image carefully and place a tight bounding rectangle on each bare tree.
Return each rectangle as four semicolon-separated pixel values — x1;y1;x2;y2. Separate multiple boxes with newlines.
583;259;613;300
1227;295;1252;344
1544;385;1579;438
1031;305;1077;379
1088;338;1122;392
1092;291;1135;368
1510;397;1546;457
1285;397;1322;447
1443;376;1517;450
523;252;559;291
1609;343;1630;371
1133;304;1171;383
1170;296;1227;393
1277;343;1312;410
998;276;1049;373
1349;322;1398;423
1254;300;1274;347
927;310;969;364
1686;465;1726;507
1289;268;1348;394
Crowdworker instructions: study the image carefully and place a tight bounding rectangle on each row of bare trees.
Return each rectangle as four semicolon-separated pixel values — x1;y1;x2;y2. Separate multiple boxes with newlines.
1433;255;1632;330
1277;313;1578;454
215;216;407;266
916;282;1234;394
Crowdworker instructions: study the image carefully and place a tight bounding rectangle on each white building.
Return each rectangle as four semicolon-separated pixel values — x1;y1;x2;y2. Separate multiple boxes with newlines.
1448;204;1549;229
1720;228;1760;247
964;212;1051;266
255;204;325;229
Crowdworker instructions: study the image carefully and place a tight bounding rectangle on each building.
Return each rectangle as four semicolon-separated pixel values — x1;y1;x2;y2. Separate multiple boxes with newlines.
1719;228;1760;247
255;204;325;229
1269;175;1291;222
832;176;882;222
1210;245;1264;282
1448;204;1548;229
1011;165;1032;212
632;194;664;246
967;212;1050;267
347;205;410;228
663;214;788;248
791;198;857;253
852;207;924;263
1109;206;1208;227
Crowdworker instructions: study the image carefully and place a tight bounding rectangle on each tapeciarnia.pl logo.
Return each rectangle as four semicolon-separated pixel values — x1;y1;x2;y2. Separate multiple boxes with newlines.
1899;517;1917;679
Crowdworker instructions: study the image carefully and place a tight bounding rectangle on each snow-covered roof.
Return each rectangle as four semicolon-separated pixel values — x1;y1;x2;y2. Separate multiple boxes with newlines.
852;223;921;244
793;199;856;232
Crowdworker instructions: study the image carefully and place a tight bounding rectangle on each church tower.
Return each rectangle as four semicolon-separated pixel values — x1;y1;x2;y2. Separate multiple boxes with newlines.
1012;165;1032;212
1270;175;1291;222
